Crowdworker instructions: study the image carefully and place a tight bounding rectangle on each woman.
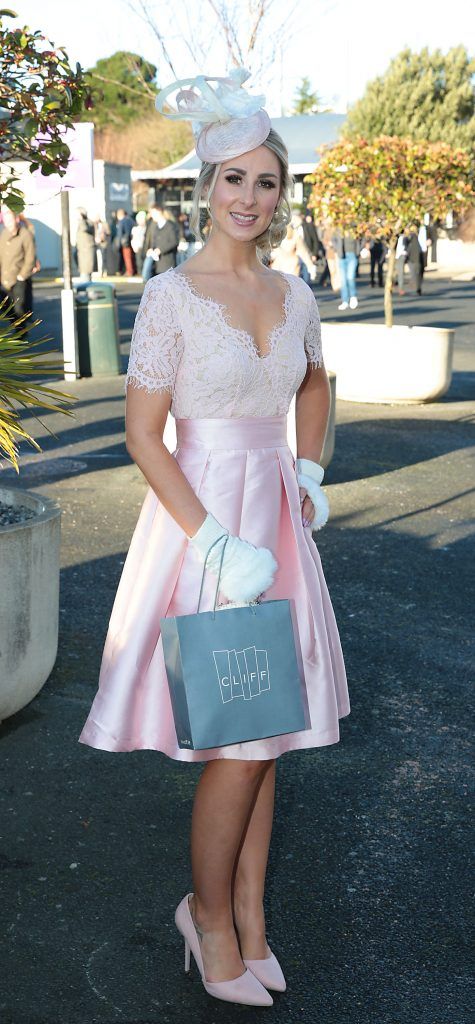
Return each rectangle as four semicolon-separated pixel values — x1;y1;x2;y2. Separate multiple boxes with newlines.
270;217;315;281
79;70;350;1007
94;217;110;278
332;230;360;310
75;208;96;281
407;223;424;295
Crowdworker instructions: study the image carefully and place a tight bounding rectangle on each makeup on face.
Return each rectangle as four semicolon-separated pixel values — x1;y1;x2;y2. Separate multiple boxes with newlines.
210;151;281;233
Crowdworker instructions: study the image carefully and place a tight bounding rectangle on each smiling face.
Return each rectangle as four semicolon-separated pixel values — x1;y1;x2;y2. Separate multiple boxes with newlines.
206;145;281;242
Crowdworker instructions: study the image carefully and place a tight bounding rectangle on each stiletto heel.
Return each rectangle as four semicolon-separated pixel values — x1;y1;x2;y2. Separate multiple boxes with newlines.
175;893;273;1006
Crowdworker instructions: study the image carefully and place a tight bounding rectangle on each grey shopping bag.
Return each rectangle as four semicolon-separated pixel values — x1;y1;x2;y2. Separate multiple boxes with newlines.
160;534;308;750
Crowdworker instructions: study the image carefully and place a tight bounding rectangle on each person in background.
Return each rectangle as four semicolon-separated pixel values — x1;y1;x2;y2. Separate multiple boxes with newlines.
407;224;423;295
94;218;110;278
269;220;315;281
164;208;180;245
302;211;323;274
18;214;40;311
395;231;409;295
176;211;191;265
76;208;96;281
116;209;136;277
427;219;439;265
418;221;428;273
316;222;335;288
108;210;121;275
332;231;360;310
131;211;147;278
369;237;386;288
0;207;36;318
141;202;178;278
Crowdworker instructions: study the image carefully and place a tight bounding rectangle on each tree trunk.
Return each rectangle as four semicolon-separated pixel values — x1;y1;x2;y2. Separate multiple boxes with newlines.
384;242;397;328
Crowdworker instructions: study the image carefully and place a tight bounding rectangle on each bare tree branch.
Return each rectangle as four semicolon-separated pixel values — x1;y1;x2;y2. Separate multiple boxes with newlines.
122;0;179;78
247;0;268;55
206;0;244;66
122;0;308;110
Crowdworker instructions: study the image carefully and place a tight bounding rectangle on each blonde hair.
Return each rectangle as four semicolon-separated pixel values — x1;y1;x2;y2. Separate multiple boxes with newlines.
189;128;294;259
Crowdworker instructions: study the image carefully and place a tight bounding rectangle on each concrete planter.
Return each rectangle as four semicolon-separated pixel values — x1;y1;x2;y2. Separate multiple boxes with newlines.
322;323;454;404
0;487;61;723
287;370;336;469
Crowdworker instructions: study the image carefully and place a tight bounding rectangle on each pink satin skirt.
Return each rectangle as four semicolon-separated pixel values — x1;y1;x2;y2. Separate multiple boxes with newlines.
79;415;350;761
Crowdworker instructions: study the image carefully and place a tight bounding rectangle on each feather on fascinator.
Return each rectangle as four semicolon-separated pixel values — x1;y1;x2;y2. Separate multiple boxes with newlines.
155;68;271;163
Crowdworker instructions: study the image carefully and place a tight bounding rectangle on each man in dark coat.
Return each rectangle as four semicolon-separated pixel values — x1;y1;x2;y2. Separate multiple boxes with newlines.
141;203;178;276
0;208;36;318
302;212;324;263
369;238;386;287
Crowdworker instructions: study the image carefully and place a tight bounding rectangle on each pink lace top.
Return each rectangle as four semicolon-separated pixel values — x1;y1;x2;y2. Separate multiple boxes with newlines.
125;267;323;418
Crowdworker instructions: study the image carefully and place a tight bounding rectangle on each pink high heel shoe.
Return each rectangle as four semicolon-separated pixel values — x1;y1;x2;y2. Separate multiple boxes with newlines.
243;948;287;992
175;893;273;1006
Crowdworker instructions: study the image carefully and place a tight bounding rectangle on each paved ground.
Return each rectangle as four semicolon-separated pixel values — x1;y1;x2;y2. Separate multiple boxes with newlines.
0;267;473;1023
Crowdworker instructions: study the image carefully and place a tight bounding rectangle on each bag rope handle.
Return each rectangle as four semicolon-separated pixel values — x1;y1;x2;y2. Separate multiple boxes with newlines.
196;532;258;617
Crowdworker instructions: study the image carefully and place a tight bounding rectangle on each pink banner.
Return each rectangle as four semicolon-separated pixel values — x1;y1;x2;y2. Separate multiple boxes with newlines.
34;123;94;190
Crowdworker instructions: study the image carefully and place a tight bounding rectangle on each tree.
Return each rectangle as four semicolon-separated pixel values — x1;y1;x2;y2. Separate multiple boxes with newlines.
292;77;321;115
94;116;193;170
305;136;475;327
124;0;301;88
343;47;475;152
0;10;89;211
76;49;194;168
79;51;158;131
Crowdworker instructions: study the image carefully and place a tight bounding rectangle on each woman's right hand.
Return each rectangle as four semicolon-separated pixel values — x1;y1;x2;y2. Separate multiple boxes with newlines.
187;513;277;604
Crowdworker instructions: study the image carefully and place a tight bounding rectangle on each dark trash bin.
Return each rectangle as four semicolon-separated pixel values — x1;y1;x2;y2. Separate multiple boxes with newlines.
75;282;121;376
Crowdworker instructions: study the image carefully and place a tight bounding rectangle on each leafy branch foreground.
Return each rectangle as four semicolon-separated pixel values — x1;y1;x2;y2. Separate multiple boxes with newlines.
0;302;77;474
0;9;89;210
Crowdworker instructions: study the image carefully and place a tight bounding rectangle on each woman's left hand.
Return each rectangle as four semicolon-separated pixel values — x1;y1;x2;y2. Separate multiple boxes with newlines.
299;486;315;528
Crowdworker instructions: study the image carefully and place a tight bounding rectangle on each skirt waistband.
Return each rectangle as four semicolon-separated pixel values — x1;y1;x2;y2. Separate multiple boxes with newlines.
175;415;288;450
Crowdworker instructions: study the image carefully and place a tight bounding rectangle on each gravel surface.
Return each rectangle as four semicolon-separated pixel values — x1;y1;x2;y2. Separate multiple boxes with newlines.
0;501;36;525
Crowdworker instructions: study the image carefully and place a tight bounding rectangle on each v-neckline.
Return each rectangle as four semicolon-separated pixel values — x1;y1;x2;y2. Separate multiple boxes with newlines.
174;268;293;361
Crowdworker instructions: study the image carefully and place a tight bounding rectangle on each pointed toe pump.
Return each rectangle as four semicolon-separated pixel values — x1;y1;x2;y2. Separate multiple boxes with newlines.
243;949;287;992
175;893;273;1006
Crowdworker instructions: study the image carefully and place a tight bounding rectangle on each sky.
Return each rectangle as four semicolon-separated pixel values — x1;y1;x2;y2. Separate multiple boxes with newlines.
10;0;475;116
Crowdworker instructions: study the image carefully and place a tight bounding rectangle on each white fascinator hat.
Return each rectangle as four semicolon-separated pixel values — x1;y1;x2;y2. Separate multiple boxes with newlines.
155;67;272;164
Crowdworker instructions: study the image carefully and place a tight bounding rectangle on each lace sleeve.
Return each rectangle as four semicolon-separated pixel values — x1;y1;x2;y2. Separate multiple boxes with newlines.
125;275;184;395
304;289;323;369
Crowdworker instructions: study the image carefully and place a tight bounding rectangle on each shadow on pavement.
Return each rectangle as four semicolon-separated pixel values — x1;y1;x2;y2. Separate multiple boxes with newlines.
0;507;472;1023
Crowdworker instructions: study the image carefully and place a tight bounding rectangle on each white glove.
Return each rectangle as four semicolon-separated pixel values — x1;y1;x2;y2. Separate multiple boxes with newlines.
295;457;329;531
187;512;277;604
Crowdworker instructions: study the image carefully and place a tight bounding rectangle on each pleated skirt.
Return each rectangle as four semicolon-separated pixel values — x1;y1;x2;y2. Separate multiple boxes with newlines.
79;414;350;761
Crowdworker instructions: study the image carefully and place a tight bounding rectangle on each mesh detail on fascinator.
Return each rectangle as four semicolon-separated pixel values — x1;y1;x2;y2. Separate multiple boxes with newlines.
155;68;271;163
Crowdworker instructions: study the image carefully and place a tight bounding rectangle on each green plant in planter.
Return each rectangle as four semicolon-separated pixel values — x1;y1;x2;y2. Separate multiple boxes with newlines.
305;135;475;327
0;300;77;473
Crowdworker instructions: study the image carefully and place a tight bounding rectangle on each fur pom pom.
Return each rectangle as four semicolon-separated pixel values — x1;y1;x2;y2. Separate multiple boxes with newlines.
219;545;278;603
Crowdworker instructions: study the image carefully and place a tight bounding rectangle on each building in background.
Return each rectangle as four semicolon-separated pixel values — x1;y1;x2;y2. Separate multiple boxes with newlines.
132;114;346;214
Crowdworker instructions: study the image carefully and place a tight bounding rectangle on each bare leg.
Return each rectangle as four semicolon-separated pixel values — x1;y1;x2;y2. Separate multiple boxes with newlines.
232;759;276;959
190;758;268;983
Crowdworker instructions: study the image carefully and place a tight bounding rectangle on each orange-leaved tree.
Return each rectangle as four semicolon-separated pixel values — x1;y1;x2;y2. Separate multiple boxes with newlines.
305;136;474;326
